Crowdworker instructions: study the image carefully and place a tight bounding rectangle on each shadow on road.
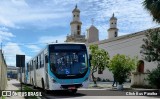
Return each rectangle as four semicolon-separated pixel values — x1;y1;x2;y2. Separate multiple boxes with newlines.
12;83;21;88
33;87;85;98
43;90;86;98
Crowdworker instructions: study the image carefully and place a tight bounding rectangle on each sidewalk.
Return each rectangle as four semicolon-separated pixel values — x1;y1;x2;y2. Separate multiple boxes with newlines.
88;82;131;89
5;79;25;99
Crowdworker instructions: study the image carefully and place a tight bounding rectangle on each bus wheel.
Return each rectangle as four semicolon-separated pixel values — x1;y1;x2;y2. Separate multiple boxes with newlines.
42;79;45;90
32;79;35;89
42;79;48;93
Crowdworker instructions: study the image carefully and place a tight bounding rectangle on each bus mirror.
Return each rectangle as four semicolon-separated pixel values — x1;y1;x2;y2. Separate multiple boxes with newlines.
45;55;48;63
89;54;92;67
89;54;92;60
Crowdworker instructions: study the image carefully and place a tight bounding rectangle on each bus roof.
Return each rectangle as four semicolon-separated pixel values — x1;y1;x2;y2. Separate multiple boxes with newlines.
47;42;86;45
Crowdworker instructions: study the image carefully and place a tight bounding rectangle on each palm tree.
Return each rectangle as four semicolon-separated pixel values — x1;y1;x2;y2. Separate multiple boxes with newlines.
143;0;160;23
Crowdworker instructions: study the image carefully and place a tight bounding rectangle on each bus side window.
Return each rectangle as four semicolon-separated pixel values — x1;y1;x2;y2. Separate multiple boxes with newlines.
38;55;40;69
41;53;44;67
45;55;48;63
36;57;38;69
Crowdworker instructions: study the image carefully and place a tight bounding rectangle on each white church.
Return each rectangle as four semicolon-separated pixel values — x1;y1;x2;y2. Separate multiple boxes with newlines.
65;5;158;81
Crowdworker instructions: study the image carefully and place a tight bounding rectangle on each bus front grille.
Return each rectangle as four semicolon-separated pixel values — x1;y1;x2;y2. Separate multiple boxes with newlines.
61;84;82;89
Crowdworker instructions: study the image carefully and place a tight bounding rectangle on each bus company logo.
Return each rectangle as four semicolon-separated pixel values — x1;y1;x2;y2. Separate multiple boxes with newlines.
1;91;42;97
2;91;18;96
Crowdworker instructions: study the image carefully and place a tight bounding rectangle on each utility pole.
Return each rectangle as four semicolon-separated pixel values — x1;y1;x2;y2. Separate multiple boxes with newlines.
1;42;2;51
16;55;25;94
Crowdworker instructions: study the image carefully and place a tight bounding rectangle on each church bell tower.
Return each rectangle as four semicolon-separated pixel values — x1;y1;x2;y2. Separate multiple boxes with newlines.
66;5;86;42
108;13;118;39
70;4;82;36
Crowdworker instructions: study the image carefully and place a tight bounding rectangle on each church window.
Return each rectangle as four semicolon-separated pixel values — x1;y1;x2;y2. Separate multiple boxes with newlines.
137;60;144;73
74;15;75;17
77;15;79;17
77;25;80;30
77;31;80;35
115;32;117;37
112;23;113;24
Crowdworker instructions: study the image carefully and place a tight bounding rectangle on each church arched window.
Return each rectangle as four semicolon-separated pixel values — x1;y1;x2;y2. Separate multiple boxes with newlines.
77;25;80;30
137;60;144;73
115;32;117;37
77;31;80;35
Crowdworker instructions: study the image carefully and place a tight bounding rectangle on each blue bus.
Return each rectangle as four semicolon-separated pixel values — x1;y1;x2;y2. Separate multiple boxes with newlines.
25;43;90;93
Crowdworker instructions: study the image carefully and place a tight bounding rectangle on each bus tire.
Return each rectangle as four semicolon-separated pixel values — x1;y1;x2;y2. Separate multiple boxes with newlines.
42;78;45;90
32;78;35;89
42;78;48;93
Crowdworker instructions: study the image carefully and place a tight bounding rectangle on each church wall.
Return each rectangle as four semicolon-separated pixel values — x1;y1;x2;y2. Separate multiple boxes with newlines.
108;29;117;39
73;12;80;21
71;24;77;35
92;33;157;81
110;19;117;28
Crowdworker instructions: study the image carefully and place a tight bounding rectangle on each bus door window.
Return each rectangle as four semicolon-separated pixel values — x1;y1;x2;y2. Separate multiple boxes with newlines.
78;52;87;74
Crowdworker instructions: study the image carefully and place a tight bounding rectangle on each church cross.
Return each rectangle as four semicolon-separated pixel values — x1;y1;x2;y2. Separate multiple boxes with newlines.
91;18;94;25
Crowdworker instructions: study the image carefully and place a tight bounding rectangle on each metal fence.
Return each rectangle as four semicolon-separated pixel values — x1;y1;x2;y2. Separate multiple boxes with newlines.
0;50;7;97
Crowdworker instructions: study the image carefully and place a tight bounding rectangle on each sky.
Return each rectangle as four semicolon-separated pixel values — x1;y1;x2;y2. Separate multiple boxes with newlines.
0;0;159;66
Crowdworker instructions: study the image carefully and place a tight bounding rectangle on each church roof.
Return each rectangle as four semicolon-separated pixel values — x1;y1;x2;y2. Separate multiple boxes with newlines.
87;25;98;31
89;27;160;45
108;28;118;31
110;13;117;20
70;21;82;25
72;5;80;13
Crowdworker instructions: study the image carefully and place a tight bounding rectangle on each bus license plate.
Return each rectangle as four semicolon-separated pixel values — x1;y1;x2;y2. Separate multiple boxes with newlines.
68;87;75;89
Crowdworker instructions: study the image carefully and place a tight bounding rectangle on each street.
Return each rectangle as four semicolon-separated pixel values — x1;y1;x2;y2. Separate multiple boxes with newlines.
2;79;160;99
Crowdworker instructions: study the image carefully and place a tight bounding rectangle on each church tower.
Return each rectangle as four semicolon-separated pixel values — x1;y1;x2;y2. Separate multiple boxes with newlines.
66;5;86;42
86;19;99;43
108;13;118;39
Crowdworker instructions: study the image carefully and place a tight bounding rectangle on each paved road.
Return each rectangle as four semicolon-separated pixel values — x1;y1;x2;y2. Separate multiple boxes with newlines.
3;79;160;99
4;79;25;99
40;85;160;99
42;89;160;99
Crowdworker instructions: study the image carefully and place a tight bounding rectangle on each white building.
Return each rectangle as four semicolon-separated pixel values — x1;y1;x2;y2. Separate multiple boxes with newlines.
66;5;158;81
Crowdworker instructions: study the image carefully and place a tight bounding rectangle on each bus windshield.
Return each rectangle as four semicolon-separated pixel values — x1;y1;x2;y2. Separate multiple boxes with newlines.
49;44;88;79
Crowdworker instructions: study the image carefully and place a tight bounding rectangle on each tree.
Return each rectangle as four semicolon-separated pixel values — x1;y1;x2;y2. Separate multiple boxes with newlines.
89;44;110;86
143;0;160;23
147;67;160;89
141;28;160;67
109;54;137;85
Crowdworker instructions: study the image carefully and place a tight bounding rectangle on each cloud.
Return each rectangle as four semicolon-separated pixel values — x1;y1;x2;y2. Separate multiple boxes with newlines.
38;35;66;44
26;45;41;53
3;42;31;66
0;0;71;28
0;0;157;35
0;16;16;28
0;30;15;42
0;26;9;31
79;0;158;40
0;0;159;43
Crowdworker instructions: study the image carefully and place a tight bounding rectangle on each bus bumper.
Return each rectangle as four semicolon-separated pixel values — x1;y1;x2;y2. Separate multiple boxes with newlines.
82;80;90;88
